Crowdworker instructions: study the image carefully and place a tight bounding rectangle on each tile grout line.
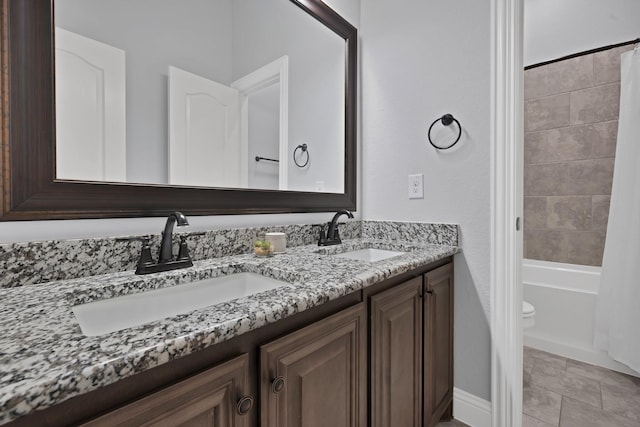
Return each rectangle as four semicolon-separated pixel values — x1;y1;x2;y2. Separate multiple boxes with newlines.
557;394;563;427
524;118;620;135
599;378;604;410
525;79;622;102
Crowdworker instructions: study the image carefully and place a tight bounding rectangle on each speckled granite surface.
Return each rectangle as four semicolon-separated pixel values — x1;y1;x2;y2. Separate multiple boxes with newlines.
362;220;458;246
0;221;362;289
0;222;458;425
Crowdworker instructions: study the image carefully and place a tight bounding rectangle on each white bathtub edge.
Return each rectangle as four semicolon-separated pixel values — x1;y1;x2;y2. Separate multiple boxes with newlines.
522;259;601;293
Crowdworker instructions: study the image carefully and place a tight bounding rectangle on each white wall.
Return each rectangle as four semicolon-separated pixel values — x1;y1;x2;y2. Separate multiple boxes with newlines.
524;0;640;66
360;0;491;400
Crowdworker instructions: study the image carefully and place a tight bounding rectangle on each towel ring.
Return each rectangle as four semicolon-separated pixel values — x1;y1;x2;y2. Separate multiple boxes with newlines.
293;144;309;168
427;114;462;150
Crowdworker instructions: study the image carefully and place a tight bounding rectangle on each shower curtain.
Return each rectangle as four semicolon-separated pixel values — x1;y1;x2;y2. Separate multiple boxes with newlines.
594;46;640;373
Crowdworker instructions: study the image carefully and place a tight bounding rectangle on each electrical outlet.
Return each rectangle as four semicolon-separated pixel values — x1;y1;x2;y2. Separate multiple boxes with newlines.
408;174;424;199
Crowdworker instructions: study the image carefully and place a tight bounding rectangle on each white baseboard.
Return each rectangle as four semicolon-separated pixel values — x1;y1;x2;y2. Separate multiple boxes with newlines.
453;387;492;427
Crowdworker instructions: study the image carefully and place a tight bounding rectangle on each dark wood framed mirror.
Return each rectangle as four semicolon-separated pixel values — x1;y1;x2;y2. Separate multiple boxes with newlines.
0;0;357;220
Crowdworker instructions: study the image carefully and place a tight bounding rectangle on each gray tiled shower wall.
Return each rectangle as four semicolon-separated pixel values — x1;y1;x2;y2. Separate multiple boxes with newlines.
523;45;634;266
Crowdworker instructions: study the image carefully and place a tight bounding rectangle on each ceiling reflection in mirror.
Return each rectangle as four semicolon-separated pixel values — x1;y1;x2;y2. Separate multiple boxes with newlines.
54;0;345;193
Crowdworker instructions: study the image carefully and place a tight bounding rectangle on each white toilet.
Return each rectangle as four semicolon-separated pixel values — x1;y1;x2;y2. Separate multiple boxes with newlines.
523;300;536;329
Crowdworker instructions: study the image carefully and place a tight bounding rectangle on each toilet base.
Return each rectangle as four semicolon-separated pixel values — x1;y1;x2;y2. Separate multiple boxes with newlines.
523;316;535;329
523;300;536;329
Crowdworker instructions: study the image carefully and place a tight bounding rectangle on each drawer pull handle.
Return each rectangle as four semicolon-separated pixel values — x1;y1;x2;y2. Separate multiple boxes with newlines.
272;376;286;394
236;395;254;415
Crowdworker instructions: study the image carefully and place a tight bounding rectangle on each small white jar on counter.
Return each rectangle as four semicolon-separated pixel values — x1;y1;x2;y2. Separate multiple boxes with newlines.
265;232;286;253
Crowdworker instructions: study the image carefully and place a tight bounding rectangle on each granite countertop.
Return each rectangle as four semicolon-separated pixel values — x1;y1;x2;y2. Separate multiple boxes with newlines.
0;238;458;425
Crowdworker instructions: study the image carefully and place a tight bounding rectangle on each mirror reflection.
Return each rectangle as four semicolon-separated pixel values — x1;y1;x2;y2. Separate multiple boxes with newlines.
54;0;345;193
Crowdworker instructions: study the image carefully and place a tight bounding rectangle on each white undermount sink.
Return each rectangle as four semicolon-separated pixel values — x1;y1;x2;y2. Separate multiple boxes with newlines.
334;248;406;263
72;273;290;337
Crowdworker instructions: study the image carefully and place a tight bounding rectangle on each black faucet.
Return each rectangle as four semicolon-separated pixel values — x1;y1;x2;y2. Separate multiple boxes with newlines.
134;212;194;275
318;210;354;246
159;211;189;263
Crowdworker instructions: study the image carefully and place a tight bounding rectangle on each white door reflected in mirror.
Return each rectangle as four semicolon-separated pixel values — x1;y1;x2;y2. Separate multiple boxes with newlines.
168;66;242;188
55;28;126;182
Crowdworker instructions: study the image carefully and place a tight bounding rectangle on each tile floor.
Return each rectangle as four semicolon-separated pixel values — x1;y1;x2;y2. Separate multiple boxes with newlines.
523;346;640;427
437;420;469;426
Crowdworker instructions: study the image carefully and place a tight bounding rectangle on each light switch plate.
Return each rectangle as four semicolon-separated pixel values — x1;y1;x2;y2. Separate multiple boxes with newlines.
408;174;424;199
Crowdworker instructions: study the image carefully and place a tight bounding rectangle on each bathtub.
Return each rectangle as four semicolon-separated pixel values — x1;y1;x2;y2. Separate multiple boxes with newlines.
523;259;639;376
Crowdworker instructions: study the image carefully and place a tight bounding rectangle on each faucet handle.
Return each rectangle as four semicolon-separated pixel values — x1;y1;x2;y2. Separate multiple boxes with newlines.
332;227;341;242
135;238;156;275
177;235;191;261
318;226;327;245
137;238;155;268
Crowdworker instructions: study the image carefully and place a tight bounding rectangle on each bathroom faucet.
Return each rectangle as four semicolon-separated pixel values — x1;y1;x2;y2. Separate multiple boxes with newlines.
318;210;354;246
127;212;194;275
159;211;190;263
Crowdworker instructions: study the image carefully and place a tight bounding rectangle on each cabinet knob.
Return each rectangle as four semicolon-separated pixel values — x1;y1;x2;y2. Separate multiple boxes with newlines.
236;395;254;415
271;376;286;394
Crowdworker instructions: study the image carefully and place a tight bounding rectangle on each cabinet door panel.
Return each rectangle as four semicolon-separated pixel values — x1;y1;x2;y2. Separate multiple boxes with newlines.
370;276;422;427
424;263;454;426
261;303;366;427
82;354;251;427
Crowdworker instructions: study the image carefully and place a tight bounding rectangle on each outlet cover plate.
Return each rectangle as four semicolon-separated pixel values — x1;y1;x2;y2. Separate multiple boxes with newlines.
408;174;424;199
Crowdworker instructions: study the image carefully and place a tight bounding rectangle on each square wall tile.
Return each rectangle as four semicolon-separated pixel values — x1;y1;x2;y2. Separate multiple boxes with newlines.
525;66;550;100
570;83;620;125
525;125;595;164
524;197;547;229
525;93;571;132
524;163;569;196
524;131;546;165
567;231;605;266
547;54;594;94
568;158;615;195
592;196;610;232
593;120;618;158
594;44;636;85
546;196;592;231
525;228;569;263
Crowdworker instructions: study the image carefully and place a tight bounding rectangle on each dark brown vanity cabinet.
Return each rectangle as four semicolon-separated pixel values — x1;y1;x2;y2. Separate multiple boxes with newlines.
82;354;252;427
370;277;423;427
369;262;454;427
82;303;368;427
424;263;454;426
8;261;452;427
260;303;367;427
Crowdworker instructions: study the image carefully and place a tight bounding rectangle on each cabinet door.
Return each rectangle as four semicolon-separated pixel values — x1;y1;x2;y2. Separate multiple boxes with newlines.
370;277;423;427
82;353;252;427
260;303;366;427
424;263;454;426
